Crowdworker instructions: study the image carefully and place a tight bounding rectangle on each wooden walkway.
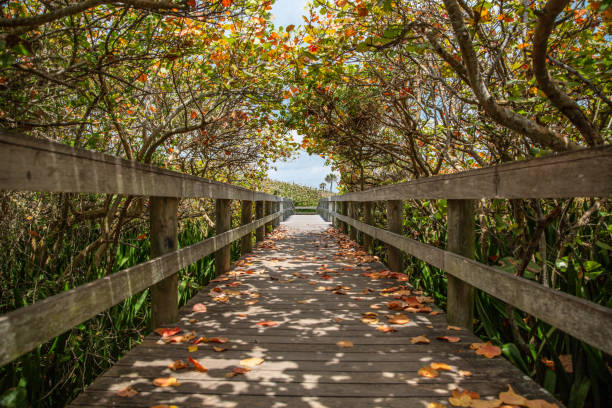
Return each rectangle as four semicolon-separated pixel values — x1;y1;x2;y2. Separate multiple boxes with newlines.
71;215;559;407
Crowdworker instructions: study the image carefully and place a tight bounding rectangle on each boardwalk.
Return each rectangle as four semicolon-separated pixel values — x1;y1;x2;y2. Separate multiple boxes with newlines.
71;215;558;407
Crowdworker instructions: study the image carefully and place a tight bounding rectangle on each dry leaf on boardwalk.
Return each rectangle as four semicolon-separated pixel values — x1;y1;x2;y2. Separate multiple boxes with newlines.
376;325;397;333
418;367;439;378
192;303;207;313
410;335;430;344
154;327;180;338
187;345;198;352
208;337;228;343
361;312;379;324
525;400;559;408
437;335;461;343
188;357;208;372
168;360;189;371
226;367;251;378
213;346;227;352
430;362;451;371
116;386;138;397
472;341;502;358
256;321;279;327
240;357;264;368
470;399;502;408
386;314;411;325
337;341;354;348
152;377;180;387
447;325;463;331
499;385;527;405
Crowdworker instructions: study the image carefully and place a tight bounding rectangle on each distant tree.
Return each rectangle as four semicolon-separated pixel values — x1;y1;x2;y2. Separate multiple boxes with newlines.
319;182;327;190
324;174;338;192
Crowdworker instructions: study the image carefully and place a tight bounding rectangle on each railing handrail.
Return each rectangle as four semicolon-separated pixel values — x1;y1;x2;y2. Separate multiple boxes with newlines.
0;131;295;367
327;144;612;201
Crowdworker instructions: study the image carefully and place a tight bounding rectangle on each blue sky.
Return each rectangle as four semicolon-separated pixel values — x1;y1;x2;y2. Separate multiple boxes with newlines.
266;0;337;192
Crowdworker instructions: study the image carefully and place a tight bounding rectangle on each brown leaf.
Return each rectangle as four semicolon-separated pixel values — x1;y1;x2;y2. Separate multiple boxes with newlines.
524;400;559;408
559;354;573;373
447;325;463;331
256;321;279;327
459;370;472;377
213;346;227;352
430;362;451;371
188;356;208;372
470;400;502;408
418;366;439;378
116;385;138;397
153;377;180;387
192;303;207;313
449;393;472;407
226;366;251;377
208;337;228;343
410;335;430;344
240;357;264;368
437;335;461;343
387;300;405;310
386;314;411;325
475;342;502;358
168;360;189;371
337;340;354;348
499;385;527;405
376;325;397;333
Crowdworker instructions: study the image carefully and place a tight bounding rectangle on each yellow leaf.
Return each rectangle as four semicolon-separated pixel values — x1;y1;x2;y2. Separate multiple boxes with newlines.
337;340;354;348
418;366;439;378
240;357;264;368
153;377;180;387
410;335;430;344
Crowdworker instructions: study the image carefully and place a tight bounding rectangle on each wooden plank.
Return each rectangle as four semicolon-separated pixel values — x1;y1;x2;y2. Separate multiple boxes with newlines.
329;210;612;355
0;211;281;367
386;200;403;272
255;201;264;242
0;132;282;201
325;144;612;201
150;197;179;328
446;199;475;331
240;200;253;255
215;199;232;276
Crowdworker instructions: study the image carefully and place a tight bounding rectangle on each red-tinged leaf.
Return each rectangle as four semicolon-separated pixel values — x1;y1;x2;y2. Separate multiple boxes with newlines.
222;0;231;7
474;341;502;358
168;360;189;371
256;321;278;327
320;274;332;280
190;110;197;119
192;336;207;345
208;337;228;343
192;303;207;313
154;327;180;337
437;336;461;343
386;300;404;310
117;385;138;397
188;356;208;372
138;73;147;83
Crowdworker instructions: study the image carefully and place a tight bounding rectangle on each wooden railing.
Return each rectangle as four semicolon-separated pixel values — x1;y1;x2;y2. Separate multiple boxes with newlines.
0;132;295;367
317;145;612;355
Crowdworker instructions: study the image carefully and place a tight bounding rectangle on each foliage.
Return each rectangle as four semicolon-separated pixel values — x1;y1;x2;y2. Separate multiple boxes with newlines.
263;179;330;206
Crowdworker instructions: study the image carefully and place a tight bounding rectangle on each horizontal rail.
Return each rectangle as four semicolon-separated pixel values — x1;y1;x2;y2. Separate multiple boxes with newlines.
323;208;612;355
0;211;282;367
0;132;282;201
328;145;612;201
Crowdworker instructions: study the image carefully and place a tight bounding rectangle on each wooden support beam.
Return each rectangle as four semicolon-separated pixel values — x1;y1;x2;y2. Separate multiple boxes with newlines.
446;199;475;331
362;201;373;254
386;200;403;273
150;197;179;328
265;201;273;233
240;200;253;256
255;201;264;242
215;199;232;276
348;202;358;241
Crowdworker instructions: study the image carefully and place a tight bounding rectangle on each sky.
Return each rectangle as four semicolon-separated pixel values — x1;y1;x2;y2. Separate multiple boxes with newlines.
265;0;338;192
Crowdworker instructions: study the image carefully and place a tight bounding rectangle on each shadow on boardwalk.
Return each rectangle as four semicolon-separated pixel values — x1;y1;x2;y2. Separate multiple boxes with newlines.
70;215;559;408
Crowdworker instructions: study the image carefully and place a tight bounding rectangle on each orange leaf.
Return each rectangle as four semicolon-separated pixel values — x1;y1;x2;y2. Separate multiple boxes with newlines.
386;314;411;325
437;336;461;343
188;356;208;372
418;366;439;378
475;342;502;358
337;340;354;348
116;385;138;397
190;110;197;119
525;400;559;408
138;73;147;82
192;303;207;313
430;362;451;371
208;337;228;343
376;325;397;333
222;0;231;7
499;385;527;405
448;393;471;407
256;321;278;327
29;230;40;238
470;400;502;408
410;335;430;344
213;346;227;352
387;300;404;310
153;377;180;387
226;366;250;377
168;360;189;371
154;327;180;337
447;325;463;331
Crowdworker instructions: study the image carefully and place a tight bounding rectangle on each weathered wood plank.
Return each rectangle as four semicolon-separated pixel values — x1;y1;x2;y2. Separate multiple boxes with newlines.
0;132;282;201
325;144;612;201
328;210;612;355
240;200;253;255
0;212;281;367
215;199;232;276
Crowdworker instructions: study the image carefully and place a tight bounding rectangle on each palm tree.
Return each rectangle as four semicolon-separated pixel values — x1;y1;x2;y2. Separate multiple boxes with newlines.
319;182;327;191
324;173;338;192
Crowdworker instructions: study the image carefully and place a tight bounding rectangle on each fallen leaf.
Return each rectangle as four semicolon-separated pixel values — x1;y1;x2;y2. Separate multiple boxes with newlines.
418;366;439;378
470;400;502;408
193;337;207;345
240;357;264;368
337;341;354;348
449;393;472;407
192;303;207;313
153;377;180;387
226;366;251;377
499;385;527;405
386;314;411;325
437;336;461;343
361;311;379;324
208;337;228;343
428;404;445;408
244;299;259;305
475;342;502;358
524;400;559;408
187;345;198;352
168;360;189;371
470;342;486;350
117;385;138;397
430;362;451;371
213;295;230;303
410;335;430;344
213;346;227;352
150;405;178;408
447;325;463;331
377;325;397;333
154;327;180;337
189;318;197;323
430;311;441;315
559;354;573;373
256;321;278;327
459;370;472;377
188;356;208;372
333;317;343;323
297;300;308;304
387;300;405;310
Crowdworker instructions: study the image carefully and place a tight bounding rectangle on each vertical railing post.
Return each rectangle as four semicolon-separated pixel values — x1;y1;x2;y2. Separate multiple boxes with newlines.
264;201;273;233
340;202;348;233
215;199;231;276
348;202;358;241
362;201;373;254
255;201;264;242
446;199;476;330
240;200;253;256
386;200;403;272
150;197;179;328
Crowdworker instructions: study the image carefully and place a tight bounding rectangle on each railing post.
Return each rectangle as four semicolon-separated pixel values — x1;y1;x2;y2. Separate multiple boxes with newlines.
386;200;403;272
240;200;253;256
362;201;373;254
255;201;264;242
215;199;231;276
150;197;179;328
327;200;332;223
446;199;476;330
348;202;358;241
341;202;348;233
265;201;273;233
